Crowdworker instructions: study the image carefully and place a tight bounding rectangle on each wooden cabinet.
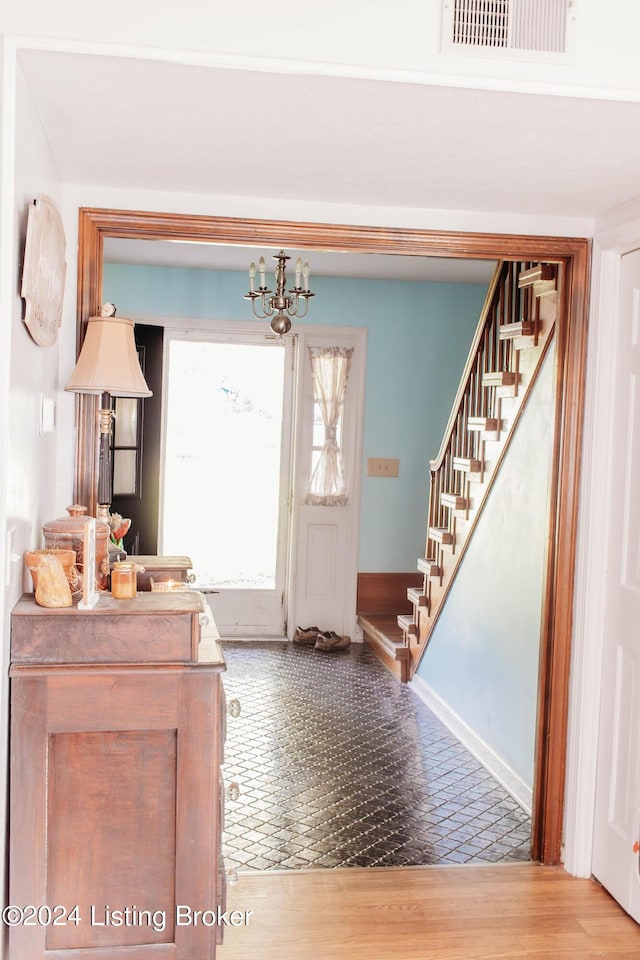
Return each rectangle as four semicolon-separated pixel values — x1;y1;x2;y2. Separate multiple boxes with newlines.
9;593;226;960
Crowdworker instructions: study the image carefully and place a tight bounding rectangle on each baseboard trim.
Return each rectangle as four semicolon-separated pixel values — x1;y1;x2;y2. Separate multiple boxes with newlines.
410;675;533;815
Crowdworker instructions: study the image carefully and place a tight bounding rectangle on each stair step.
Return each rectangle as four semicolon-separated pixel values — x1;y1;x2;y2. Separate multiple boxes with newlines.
517;263;556;289
357;613;411;682
407;587;429;609
467;416;499;433
453;457;483;475
440;492;468;511
482;370;517;388
417;557;440;578
499;321;534;340
397;614;417;636
428;526;454;546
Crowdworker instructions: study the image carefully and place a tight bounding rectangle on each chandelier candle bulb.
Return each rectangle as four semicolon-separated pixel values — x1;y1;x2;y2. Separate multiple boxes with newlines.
249;262;256;292
258;256;266;288
303;261;310;290
295;257;302;289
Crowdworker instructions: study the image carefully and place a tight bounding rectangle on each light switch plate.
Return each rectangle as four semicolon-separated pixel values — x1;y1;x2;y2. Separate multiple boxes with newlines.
367;457;399;478
40;395;56;435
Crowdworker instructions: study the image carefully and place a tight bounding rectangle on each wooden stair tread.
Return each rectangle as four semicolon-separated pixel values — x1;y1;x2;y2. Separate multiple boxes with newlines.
417;557;440;577
441;492;467;510
407;587;429;609
453;457;482;474
357;613;409;659
517;263;556;288
467;416;499;432
397;614;418;635
428;526;454;545
499;321;534;340
482;370;517;387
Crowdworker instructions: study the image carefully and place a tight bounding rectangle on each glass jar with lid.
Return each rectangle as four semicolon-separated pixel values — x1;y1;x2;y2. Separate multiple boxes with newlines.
111;561;139;599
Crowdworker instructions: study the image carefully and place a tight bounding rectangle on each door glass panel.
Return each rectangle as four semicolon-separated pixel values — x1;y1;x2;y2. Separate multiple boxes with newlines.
162;339;286;589
113;449;138;496
114;398;138;446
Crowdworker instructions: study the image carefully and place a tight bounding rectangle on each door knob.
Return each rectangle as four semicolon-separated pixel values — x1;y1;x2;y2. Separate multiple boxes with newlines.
226;782;241;802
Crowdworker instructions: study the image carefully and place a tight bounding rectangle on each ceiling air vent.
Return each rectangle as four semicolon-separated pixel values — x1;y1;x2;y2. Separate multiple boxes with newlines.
442;0;574;59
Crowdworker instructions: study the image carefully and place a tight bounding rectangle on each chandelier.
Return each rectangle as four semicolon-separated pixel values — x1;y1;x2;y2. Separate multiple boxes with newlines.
243;250;315;335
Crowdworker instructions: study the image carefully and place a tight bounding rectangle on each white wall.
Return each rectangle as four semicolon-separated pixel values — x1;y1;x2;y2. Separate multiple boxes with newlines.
1;1;640;98
7;66;64;583
0;60;64;948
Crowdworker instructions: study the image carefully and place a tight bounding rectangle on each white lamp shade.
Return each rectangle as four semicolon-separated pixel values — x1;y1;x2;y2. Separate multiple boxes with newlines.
65;315;152;398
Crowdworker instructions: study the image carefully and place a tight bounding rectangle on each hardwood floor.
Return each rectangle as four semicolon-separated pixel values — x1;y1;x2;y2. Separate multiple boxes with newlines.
217;863;640;959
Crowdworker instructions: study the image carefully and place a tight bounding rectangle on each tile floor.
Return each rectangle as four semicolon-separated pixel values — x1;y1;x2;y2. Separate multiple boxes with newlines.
221;640;531;871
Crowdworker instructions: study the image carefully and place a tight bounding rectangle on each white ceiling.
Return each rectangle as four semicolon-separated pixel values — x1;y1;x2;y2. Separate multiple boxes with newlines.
102;238;497;283
17;48;640;280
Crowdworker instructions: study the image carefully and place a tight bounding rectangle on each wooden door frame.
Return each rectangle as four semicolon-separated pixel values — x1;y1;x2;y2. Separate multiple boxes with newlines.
75;207;591;865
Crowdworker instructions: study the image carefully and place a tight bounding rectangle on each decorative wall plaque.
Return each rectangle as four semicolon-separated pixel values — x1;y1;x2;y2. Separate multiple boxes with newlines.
21;194;66;346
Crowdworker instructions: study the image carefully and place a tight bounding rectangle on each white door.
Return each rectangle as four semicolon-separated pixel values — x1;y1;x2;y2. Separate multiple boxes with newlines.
288;326;367;640
160;328;294;635
592;247;640;922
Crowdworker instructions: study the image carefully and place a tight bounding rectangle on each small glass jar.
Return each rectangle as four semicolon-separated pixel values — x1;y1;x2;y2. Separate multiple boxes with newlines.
111;561;138;599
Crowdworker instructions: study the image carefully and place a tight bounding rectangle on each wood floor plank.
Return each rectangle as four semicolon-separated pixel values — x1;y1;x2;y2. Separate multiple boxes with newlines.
217;864;640;959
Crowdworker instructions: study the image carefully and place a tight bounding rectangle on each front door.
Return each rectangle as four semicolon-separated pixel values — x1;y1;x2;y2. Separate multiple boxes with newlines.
592;246;640;922
289;326;367;641
160;329;294;635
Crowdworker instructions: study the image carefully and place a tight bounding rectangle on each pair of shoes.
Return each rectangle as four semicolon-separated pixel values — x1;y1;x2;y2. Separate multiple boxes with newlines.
294;625;320;645
314;631;351;652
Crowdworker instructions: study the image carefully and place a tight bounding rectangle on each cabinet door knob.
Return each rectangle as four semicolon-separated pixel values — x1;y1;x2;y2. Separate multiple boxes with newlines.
228;698;241;718
227;869;239;886
226;781;241;802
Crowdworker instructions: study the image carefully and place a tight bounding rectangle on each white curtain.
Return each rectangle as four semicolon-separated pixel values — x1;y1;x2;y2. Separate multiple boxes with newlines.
305;346;354;506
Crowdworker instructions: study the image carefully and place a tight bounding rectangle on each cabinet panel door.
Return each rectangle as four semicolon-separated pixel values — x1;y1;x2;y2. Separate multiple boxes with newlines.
10;668;222;959
47;729;177;950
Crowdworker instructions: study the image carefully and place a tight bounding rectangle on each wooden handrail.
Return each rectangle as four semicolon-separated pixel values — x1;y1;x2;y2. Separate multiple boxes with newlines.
430;261;505;471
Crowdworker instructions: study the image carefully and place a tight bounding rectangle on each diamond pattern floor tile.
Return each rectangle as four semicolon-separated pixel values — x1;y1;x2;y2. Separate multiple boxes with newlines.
221;641;531;871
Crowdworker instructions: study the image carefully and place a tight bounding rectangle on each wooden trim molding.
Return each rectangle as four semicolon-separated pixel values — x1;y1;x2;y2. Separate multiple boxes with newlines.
532;242;591;863
75;207;591;865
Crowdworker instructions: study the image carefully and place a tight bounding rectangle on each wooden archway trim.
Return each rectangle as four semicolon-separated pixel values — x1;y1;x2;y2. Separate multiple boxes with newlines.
76;207;591;865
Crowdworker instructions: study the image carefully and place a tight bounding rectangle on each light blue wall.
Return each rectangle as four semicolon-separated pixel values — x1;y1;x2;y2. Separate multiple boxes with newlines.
104;263;488;572
416;349;555;789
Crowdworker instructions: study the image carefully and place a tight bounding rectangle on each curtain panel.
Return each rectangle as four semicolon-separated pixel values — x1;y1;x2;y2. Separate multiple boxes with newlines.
304;346;354;506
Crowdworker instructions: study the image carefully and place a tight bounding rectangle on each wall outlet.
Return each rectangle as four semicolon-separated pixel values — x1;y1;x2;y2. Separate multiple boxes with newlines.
367;457;399;478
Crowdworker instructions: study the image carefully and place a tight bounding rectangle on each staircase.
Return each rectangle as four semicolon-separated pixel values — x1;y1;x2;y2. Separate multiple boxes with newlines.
359;260;559;681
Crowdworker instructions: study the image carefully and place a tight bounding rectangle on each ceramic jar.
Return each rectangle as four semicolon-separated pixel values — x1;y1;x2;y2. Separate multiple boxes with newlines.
43;505;110;591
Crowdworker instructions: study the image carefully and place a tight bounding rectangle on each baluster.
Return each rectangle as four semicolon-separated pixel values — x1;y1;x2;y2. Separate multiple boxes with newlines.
499;263;512;368
428;469;436;554
482;325;491;416
461;393;469;457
